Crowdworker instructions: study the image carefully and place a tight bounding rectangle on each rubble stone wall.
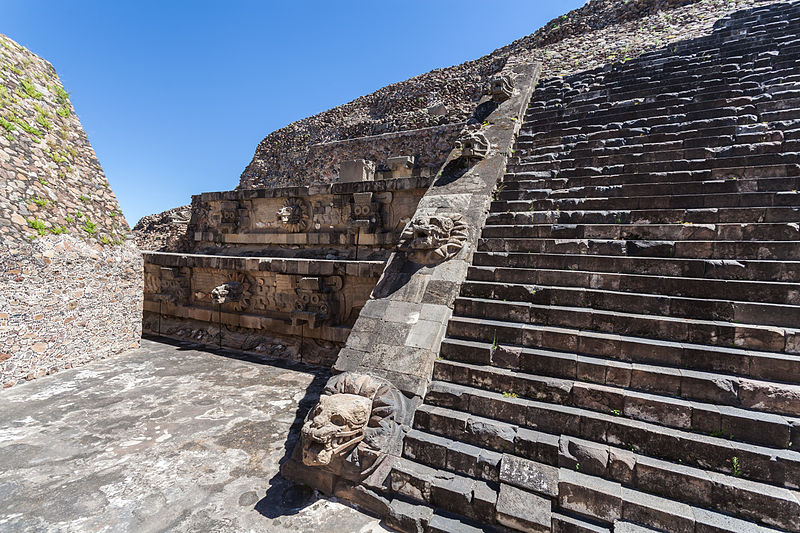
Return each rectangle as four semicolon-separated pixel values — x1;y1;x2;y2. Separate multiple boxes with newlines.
0;35;142;388
239;124;463;190
237;0;782;191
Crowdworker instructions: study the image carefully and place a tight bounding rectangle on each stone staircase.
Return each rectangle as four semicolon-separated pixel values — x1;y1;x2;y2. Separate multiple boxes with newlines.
385;3;800;532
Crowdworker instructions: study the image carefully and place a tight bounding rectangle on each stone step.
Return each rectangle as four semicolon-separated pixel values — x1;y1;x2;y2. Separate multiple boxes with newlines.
486;207;800;226
524;92;761;123
517;119;751;150
471;251;800;283
520;134;786;163
467;264;800;305
525;80;765;122
454;295;795;355
486;206;800;226
435;349;800;418
540;60;800;112
443;316;800;384
388;457;506;530
501;168;800;193
478;237;800;261
508;152;800;176
404;427;799;531
492;192;800;213
459;278;800;324
481;222;800;242
412;402;800;528
520;141;800;172
500;177;800;201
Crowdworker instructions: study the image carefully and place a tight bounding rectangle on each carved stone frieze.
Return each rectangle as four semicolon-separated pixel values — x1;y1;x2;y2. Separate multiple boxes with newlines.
454;131;490;162
276;198;310;233
300;372;411;476
210;272;254;311
398;213;469;264
291;275;344;328
489;74;514;102
211;282;243;304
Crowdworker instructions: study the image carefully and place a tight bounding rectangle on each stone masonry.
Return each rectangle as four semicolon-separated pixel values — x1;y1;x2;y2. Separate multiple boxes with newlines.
141;173;433;365
0;35;142;388
343;3;800;531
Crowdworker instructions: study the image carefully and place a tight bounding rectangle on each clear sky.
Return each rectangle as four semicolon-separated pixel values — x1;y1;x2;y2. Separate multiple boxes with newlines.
2;0;585;225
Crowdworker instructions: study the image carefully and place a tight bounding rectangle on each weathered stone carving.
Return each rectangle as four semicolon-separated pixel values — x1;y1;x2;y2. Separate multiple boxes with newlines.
454;131;490;162
210;272;253;311
300;372;410;472
398;213;469;264
490;75;514;102
211;282;243;304
291;275;343;328
351;192;376;221
340;159;376;183
276;198;310;233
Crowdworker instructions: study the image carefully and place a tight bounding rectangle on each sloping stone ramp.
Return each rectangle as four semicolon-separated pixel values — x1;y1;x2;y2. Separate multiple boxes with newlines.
388;3;800;532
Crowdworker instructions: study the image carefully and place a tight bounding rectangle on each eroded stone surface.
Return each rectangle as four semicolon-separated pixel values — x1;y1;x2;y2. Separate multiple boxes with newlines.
0;338;390;533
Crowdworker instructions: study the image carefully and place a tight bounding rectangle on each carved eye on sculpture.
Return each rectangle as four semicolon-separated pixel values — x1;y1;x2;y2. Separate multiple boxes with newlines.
310;294;321;305
330;413;346;426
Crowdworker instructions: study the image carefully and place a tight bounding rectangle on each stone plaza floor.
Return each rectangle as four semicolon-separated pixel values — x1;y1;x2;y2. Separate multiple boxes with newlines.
0;338;390;533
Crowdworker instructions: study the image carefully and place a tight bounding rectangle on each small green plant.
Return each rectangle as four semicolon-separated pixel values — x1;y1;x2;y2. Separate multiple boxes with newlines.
710;428;734;440
611;409;622;416
33;104;52;130
49;224;67;235
575;463;580;471
26;217;48;236
109;210;117;218
4;63;23;75
65;215;74;223
0;116;15;132
74;210;83;219
9;114;42;138
492;184;505;201
53;84;70;104
56;106;70;118
491;330;498;352
502;391;518;398
482;120;491;127
100;235;110;244
37;177;49;185
732;456;742;477
79;194;91;203
30;196;47;207
19;78;43;99
48;150;67;164
82;218;98;234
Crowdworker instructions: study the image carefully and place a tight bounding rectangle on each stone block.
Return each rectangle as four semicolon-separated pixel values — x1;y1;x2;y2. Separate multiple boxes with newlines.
340;159;376;183
427;514;484;533
495;483;551;532
558;437;609;477
387;155;415;178
559;468;622;523
620;487;694;533
613;521;661;533
386;499;433;533
499;454;558;497
431;473;474;517
471;480;498;523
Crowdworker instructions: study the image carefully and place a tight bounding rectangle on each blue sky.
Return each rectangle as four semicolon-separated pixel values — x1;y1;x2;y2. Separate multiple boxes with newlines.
2;1;585;225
